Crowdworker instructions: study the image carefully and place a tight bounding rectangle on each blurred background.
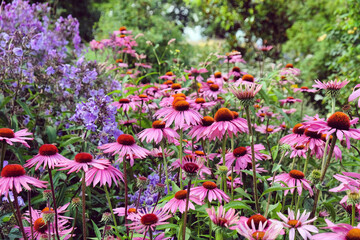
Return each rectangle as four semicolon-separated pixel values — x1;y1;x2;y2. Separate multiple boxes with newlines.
16;0;360;85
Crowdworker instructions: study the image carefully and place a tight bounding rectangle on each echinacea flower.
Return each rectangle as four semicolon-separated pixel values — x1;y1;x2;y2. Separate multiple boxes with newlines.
304;112;360;148
268;170;313;196
206;205;239;229
255;124;282;134
277;209;318;240
163;189;203;213
280;123;308;146
293;86;317;93
279;97;302;105
312;79;349;97
111;98;140;112
114;206;138;221
25;144;70;170
172;155;210;179
149;147;175;158
85;163;124;187
349;84;360;107
312;219;360;240
237;219;283;240
137;120;179;144
280;64;301;76
0;164;47;196
329;172;360;204
188;116;215;141
57;153;110;173
127;207;171;234
230;82;262;106
204;108;248;141
98;134;150;166
191;181;230;203
154;99;202;129
0;128;33;147
224;145;269;174
201;82;226;100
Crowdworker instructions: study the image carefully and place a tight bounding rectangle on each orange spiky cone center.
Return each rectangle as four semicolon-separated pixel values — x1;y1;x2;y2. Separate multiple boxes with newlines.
0;128;15;138
203;181;217;190
175;190;187;200
289;170;305;179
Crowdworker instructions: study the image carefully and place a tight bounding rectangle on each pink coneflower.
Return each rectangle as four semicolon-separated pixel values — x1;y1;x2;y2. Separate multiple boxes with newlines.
188;116;215;141
191;98;216;111
149;147;175;158
114;206;138;221
203;108;248;141
57;153;110;173
279;96;302;105
137;120;179;144
304;112;360;148
162;83;189;94
329;172;360;204
257;45;273;52
0;128;33;147
85;163;124;187
237;219;283;240
313;79;349;94
159;71;176;80
293;86;317;93
224;145;269;174
201;82;226;100
229;66;247;79
255;124;281;134
172;155;210;179
312;219;360;240
127;207;171;234
288;145;308;159
23;207;73;239
280;123;307;146
191;181;230;203
280;64;301;76
131;94;152;103
24;144;69;170
98;134;150;166
185;67;208;81
230;82;262;106
206;205;239;229
277;209;318;240
302;128;324;151
0;164;47;196
111;98;140;112
153;99;202;129
268;170;313;196
163;189;203;213
282;108;297;114
349;83;360;107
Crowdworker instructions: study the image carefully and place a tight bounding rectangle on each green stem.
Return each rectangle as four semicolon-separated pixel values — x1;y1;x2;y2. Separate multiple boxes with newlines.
303;148;312;176
352;204;356;226
179;131;183;189
221;136;227;166
207;201;212;240
160;141;170;193
69;208;78;240
331;97;336;114
123;160;129;237
48;167;61;240
28;191;34;240
245;106;260;213
104;185;120;236
0;142;7;172
182;179;192;240
81;172;87;240
300;97;304;120
231;165;234;201
13;189;27;240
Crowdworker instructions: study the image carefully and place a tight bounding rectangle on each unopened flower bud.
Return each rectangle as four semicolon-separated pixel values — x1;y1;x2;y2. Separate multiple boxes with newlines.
101;212;112;224
71;197;82;210
347;191;360;205
42;210;55;223
155;183;166;194
280;144;291;153
43;190;52;201
137;176;149;189
218;165;228;175
309;169;321;183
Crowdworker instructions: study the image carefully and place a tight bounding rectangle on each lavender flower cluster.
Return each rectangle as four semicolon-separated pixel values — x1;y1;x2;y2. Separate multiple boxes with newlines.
70;95;123;145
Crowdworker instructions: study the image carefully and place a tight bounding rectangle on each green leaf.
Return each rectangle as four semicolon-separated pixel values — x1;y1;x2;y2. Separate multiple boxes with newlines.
234;187;252;200
268;202;282;216
260;186;295;198
59;136;83;148
156;223;178;230
46;126;57;143
91;220;102;239
224;201;254;212
16;100;34;117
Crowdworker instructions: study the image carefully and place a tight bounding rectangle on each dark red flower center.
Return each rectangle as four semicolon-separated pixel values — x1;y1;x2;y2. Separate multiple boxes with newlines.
289;170;305;179
247;214;267;229
173;100;190;111
254;104;260;109
232;66;241;73
195;98;206;104
1;164;26;177
218;217;228;227
214;108;234;122
42;207;54;212
304;129;322;139
140;213;158;225
202;181;217;190
175;190;187;200
285;63;293;68
117;134;135;145
173;93;186;99
266;128;274;132
252;231;265;240
292;124;305;134
75;153;93;163
39;144;58;156
327;112;351;130
207;80;214;84
166;71;173;76
295;145;305;150
288;219;301;228
201;116;215;126
152;120;166;129
195;150;205;156
164;80;173;85
119;98;130;104
171;83;182;90
119;26;127;31
232;111;239;118
259;113;266;117
346;228;360;240
183;162;199;173
300;86;309;90
287;96;294;100
0;128;15;138
233;147;247;157
34;218;47;233
210;84;219;91
242;74;254;82
139;94;148;98
116;59;123;63
214;72;222;78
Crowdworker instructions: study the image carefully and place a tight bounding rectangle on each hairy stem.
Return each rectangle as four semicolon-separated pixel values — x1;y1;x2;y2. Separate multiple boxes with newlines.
48;167;61;240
